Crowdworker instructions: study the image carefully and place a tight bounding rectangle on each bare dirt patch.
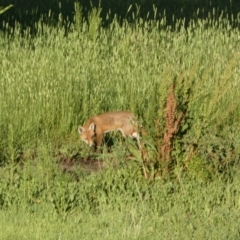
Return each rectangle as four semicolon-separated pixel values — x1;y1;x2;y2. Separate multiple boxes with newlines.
57;153;118;174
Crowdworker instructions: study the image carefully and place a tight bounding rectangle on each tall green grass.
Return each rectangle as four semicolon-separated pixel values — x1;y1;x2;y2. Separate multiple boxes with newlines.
1;14;239;168
0;5;13;15
0;11;240;239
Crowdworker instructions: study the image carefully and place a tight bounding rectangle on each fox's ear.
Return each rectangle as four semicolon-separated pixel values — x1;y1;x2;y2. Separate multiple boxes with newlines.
78;126;85;134
88;123;95;131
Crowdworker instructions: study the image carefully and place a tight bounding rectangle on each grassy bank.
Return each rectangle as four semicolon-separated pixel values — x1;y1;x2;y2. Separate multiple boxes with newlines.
0;166;240;239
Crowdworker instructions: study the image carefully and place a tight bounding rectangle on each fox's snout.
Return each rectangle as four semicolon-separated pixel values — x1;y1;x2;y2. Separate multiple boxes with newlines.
80;136;94;147
85;140;94;147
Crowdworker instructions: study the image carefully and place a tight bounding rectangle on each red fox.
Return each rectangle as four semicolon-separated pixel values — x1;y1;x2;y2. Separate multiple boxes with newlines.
78;111;140;149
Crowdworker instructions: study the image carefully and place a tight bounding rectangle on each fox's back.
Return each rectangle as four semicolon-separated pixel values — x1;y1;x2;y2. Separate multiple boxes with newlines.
94;111;134;122
89;111;136;131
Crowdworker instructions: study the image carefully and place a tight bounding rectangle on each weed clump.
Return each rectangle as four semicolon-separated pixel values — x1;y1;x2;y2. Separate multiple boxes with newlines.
161;84;183;173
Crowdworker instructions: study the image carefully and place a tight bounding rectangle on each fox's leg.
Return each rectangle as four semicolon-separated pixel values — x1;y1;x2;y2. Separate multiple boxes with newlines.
96;133;103;150
123;129;141;150
119;128;141;149
132;131;141;150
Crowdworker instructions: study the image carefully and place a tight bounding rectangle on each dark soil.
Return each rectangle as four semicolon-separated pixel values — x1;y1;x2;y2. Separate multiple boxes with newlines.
57;152;118;174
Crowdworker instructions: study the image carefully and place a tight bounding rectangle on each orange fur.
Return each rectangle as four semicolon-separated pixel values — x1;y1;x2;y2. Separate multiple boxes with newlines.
78;111;140;148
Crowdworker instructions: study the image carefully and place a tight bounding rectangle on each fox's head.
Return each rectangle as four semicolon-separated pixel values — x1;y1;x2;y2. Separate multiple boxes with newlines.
78;123;95;147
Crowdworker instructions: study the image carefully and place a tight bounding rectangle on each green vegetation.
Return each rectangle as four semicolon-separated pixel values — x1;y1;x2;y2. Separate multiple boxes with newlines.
0;5;13;15
0;7;240;239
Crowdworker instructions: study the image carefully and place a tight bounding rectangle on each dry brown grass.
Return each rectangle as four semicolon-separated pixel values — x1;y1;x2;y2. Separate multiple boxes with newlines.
160;84;183;173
